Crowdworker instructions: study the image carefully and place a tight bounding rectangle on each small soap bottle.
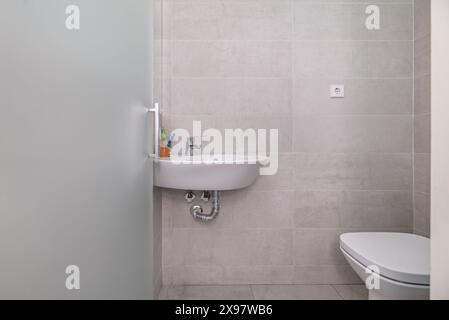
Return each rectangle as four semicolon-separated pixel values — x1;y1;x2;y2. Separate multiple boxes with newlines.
159;128;171;158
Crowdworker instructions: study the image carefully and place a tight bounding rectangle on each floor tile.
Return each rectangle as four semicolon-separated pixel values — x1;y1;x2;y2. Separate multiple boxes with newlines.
160;285;254;300
333;285;369;300
251;285;342;300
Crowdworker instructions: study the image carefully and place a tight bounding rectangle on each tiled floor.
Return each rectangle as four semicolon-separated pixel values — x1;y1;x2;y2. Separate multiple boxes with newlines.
159;284;368;300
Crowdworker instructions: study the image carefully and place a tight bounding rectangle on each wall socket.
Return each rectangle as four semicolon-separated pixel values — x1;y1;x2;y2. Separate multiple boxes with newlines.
330;85;345;98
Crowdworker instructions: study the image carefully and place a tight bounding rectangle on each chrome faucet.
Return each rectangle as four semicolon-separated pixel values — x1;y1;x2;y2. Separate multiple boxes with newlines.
187;137;201;157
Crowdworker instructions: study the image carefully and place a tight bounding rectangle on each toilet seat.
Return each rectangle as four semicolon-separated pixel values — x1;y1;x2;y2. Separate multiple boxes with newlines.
340;233;430;286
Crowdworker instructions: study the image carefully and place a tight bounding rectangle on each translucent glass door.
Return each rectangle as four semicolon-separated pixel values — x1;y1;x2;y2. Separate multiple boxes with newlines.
0;0;154;299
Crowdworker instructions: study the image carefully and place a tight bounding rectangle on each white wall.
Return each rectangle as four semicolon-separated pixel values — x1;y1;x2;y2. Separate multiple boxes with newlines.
431;0;449;300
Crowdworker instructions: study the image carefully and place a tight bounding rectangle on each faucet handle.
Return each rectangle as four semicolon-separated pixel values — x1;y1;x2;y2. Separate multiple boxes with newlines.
186;136;202;156
190;136;202;149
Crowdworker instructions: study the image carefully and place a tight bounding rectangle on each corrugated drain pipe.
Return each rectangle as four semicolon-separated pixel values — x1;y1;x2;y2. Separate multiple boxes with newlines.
190;191;220;222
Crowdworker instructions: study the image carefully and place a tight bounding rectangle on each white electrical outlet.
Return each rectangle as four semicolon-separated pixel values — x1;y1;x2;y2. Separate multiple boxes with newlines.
330;85;345;98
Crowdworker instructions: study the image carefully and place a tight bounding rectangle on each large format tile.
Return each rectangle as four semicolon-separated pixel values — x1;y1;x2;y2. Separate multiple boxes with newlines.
333;285;369;300
338;193;413;229
166;115;292;153
414;153;431;194
221;265;294;285
170;78;292;116
293;228;347;266
347;3;412;41
414;74;431;115
153;40;172;79
293;41;412;78
414;114;431;154
350;41;412;78
160;0;416;289
163;190;294;229
293;41;351;78
294;190;413;229
293;153;413;191
414;35;431;78
294;190;341;228
294;265;360;285
222;191;294;229
163;265;294;286
414;0;431;40
172;40;292;78
163;228;293;266
293;3;350;40
248;153;295;191
162;189;233;230
161;285;254;300
293;79;412;115
414;192;430;237
293;3;412;41
251;285;341;300
292;115;412;153
172;0;292;40
163;265;226;286
208;115;293;153
293;227;415;269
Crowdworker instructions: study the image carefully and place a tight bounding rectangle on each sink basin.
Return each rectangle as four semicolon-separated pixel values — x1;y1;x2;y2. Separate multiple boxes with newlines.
153;155;266;191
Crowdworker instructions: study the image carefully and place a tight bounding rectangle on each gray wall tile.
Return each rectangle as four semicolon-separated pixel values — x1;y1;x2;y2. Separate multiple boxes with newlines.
293;265;360;285
163;228;293;266
221;266;294;285
293;79;412;115
413;3;431;237
414;0;431;40
414;74;431;115
172;0;293;40
292;116;412;153
163;189;294;229
293;41;412;78
163;285;254;300
293;153;413;191
414;192;430;237
293;3;412;41
161;0;416;286
414;35;431;77
248;153;295;191
251;284;341;300
294;190;413;229
172;40;292;78
293;228;347;266
171;78;292;116
167;115;293;152
414;114;431;154
414;153;431;194
163;265;294;286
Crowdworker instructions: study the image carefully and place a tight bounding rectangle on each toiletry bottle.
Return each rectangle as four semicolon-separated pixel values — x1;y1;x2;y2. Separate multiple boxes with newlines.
159;128;170;158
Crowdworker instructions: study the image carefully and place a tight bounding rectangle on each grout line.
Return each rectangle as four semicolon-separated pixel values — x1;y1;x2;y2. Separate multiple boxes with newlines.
249;285;256;300
331;285;345;300
169;76;414;80
290;0;295;154
169;39;414;43
168;113;414;117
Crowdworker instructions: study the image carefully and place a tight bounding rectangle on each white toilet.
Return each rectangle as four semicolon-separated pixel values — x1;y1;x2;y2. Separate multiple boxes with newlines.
340;232;430;300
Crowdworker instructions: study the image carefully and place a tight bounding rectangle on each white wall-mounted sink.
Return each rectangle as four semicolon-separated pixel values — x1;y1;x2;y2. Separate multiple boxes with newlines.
153;155;267;191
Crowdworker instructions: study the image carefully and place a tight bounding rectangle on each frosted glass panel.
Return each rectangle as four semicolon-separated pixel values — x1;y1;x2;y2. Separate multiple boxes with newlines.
0;0;154;299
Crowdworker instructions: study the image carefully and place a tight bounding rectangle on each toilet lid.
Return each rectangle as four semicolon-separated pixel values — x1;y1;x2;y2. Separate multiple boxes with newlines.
340;233;430;285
